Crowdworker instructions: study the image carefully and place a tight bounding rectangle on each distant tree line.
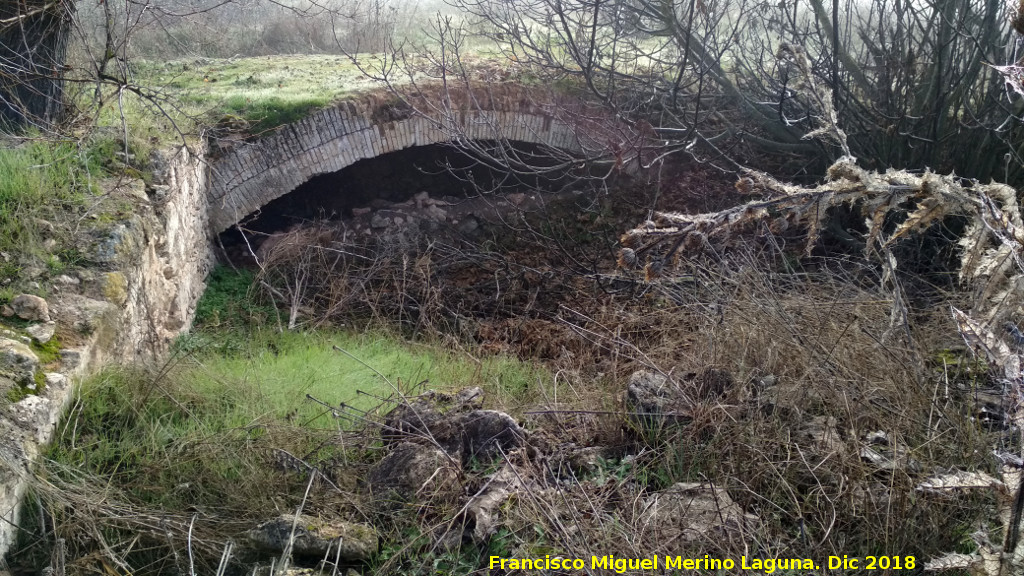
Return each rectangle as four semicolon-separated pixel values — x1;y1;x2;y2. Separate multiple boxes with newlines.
0;0;439;131
2;0;1023;186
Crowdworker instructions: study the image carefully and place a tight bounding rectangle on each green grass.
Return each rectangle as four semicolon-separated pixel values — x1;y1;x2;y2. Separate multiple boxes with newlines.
175;328;544;426
133;55;371;107
220;94;331;135
191;266;274;332
106;55;379;146
0;141;102;256
39;264;542;515
47;323;546;515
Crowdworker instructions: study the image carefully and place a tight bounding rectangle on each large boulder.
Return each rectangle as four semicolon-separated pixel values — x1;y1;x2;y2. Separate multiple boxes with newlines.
547;444;608;480
382;397;461;455
625;370;689;425
245;514;377;561
626;368;735;427
380;388;523;465
24;322;55;344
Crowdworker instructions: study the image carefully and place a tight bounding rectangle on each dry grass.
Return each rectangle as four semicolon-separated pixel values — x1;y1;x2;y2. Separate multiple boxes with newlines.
218;184;999;570
11;175;1007;575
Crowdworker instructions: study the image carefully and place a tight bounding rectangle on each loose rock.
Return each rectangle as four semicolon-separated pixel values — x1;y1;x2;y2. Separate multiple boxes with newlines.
549;445;607;479
860;430;921;473
380;390;523;464
33;219;55;234
463;464;522;542
367;442;461;510
0;338;39;387
25;322;56;344
9;294;49;322
638;482;758;543
424;205;447;221
382;397;462;454
459;409;525;463
625;370;690;425
22;267;44;280
370;212;395;229
245;514;377;561
456;216;479;234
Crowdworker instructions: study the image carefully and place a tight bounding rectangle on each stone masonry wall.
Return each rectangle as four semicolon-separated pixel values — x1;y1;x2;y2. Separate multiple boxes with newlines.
0;144;215;558
207;101;592;233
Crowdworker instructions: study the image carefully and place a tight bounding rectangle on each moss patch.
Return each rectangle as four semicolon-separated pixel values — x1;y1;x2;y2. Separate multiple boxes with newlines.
5;369;46;402
101;272;129;306
31;336;61;366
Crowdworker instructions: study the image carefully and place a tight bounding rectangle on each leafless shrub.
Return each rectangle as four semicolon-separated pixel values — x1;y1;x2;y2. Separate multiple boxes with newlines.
616;146;1024;574
356;0;1024;190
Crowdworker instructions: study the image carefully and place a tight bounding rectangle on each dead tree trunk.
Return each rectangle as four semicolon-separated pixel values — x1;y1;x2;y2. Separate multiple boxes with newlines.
0;0;75;130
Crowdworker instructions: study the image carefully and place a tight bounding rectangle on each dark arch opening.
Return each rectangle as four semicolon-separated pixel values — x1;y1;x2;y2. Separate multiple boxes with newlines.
217;140;584;255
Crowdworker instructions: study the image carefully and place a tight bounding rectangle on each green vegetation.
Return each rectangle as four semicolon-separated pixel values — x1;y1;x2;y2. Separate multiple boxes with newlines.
221;95;330;135
98;55;378;147
133;55;370;108
5;370;47;403
24;261;548;573
173;327;544;425
31;335;62;365
44;318;545;512
0;141;102;256
191;266;275;332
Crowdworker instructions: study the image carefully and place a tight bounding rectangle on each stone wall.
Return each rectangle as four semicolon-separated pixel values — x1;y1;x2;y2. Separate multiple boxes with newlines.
207;101;599;233
0;143;214;557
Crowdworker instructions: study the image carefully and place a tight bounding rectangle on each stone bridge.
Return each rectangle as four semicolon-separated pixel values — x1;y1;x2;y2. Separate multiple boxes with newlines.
0;86;647;556
206;87;643;233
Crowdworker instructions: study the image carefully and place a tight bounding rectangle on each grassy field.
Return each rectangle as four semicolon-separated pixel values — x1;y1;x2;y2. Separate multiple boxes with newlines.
126;55;380;139
46;325;545;489
171;327;545;426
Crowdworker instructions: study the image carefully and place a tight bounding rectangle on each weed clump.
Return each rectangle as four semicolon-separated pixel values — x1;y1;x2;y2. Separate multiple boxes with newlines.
0;142;98;257
191;266;275;333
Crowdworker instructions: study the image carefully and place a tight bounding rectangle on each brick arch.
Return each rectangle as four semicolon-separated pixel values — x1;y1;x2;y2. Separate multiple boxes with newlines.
205;93;620;234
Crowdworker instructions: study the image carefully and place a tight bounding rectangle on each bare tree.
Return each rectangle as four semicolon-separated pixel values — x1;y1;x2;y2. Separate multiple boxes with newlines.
354;0;1019;185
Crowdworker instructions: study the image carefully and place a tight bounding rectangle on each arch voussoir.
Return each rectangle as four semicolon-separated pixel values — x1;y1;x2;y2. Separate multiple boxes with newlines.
207;86;634;234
